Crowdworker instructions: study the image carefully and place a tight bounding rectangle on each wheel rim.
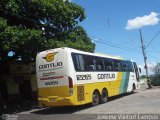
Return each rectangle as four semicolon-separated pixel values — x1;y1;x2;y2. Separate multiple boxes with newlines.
93;92;99;104
102;91;107;101
101;89;108;103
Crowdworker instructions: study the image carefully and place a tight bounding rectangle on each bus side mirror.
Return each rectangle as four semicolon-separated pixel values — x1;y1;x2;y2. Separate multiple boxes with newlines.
139;68;141;73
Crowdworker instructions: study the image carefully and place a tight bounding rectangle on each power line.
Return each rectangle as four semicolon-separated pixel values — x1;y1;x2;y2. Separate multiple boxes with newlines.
107;19;111;28
91;35;142;51
145;30;160;49
117;40;141;49
0;8;150;55
147;53;159;62
0;8;41;25
147;51;160;53
91;36;142;54
90;35;141;52
0;8;54;30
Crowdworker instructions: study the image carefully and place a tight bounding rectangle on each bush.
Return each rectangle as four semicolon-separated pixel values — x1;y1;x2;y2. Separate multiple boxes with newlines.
151;78;160;86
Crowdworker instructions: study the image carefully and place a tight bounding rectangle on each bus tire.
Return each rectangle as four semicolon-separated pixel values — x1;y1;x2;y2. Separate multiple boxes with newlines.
131;84;135;94
91;90;100;106
100;88;108;104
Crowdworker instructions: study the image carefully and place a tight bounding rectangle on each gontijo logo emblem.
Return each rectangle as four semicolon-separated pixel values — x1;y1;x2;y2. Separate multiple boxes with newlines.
43;52;58;62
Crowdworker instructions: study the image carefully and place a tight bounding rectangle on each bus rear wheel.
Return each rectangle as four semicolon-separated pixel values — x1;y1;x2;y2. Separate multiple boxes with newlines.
100;89;108;104
91;90;100;106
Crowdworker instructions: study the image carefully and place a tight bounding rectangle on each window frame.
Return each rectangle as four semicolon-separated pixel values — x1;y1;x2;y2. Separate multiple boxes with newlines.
71;52;133;72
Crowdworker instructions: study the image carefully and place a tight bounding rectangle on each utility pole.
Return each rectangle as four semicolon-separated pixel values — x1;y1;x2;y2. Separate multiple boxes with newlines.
139;29;152;88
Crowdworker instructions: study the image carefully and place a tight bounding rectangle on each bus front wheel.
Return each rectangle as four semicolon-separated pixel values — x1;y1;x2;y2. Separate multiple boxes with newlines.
131;84;135;94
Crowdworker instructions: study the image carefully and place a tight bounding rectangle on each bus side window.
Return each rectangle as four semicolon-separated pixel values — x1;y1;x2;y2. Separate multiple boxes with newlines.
123;64;127;71
104;58;114;71
106;66;112;71
95;57;104;71
86;65;95;71
133;62;140;81
121;61;129;71
114;60;122;71
121;61;134;72
84;55;95;71
128;61;134;72
71;53;85;71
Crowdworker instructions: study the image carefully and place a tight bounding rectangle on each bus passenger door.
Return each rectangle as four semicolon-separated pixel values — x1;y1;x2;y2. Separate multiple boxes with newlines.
133;62;140;82
133;62;140;89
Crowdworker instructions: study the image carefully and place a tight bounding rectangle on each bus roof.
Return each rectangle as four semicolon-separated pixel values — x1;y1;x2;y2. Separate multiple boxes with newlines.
38;47;131;61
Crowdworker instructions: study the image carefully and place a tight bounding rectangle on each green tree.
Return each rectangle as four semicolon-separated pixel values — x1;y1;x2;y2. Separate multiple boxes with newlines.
0;0;95;66
152;63;160;77
151;63;160;86
140;75;146;79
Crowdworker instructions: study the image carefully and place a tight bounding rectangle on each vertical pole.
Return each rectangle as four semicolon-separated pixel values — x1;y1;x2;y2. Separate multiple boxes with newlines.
139;29;151;88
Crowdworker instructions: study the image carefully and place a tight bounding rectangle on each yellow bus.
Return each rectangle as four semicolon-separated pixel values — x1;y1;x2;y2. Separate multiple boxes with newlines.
36;47;141;106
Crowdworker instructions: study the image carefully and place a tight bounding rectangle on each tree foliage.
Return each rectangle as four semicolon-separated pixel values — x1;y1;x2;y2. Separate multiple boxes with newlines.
150;63;160;86
0;17;46;62
152;63;160;77
0;0;95;62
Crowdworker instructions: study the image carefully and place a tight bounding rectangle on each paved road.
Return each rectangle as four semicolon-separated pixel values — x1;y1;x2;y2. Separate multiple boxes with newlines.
75;85;160;114
4;84;160;120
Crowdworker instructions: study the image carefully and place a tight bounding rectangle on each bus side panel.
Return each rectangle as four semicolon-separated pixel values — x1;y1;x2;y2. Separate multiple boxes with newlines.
109;72;123;96
119;72;130;94
74;72;124;105
72;72;125;105
73;82;110;105
71;71;134;105
84;82;110;103
126;72;135;92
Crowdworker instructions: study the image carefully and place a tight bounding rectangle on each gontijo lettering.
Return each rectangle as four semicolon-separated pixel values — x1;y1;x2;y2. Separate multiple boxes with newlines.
98;73;115;79
39;62;62;69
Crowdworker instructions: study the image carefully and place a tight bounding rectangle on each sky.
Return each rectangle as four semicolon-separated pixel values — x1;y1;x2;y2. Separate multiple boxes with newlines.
73;0;160;75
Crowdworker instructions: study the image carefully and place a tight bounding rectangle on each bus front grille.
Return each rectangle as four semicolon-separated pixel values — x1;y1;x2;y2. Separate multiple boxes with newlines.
77;85;85;101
